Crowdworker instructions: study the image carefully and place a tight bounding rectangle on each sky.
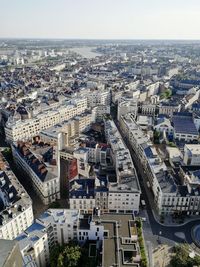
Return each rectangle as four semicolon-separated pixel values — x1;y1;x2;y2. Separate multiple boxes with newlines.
1;0;200;39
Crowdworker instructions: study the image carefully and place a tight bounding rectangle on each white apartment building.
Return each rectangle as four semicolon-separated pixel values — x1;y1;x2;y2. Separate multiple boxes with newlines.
147;82;160;97
119;113;200;215
5;98;88;142
119;113;150;161
159;103;181;116
69;178;96;213
108;186;140;214
37;209;104;245
0;153;34;240
84;142;108;166
92;105;110;121
140;103;156;116
37;209;80;248
16;223;49;267
73;148;91;178
117;97;138;121
12;142;60;205
184;144;200;165
40;111;94;148
77;87;110;108
132;66;158;76
14;209;104;266
85;89;111;108
104;119;141;213
78;219;104;243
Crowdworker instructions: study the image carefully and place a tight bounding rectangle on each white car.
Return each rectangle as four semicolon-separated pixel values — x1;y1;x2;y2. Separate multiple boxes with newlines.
141;217;147;222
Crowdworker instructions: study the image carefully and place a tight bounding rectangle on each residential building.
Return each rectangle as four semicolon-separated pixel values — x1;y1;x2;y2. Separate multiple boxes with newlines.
5;98;88;142
16;223;49;267
184;144;200;165
37;209;104;246
117;97;138;121
0;239;23;267
104;119;141;213
159;102;181;116
12;141;60;205
0;153;33;240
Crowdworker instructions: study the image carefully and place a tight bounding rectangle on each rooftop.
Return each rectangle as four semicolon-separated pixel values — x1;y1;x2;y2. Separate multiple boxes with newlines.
37;209;80;226
172;112;198;136
0;153;32;227
16;222;46;251
0;239;20;267
100;214;140;267
14;141;58;182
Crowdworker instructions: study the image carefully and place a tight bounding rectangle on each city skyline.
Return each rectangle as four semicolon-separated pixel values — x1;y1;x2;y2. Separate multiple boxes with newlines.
1;0;200;40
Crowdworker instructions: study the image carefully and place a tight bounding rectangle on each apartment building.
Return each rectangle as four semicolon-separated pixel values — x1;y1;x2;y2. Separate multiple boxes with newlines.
37;209;104;246
40;111;94;148
0;153;34;240
119;113;150;162
117;97;138;121
104;119;141;214
84;141;109;166
5;98;88;142
159;102;181;116
0;240;23;267
16;223;49;267
69;179;96;213
82;88;111;108
92;105;110;121
183;144;200;165
37;209;80;249
12;141;60;205
119;113;200;215
15;208;142;267
140;103;157;116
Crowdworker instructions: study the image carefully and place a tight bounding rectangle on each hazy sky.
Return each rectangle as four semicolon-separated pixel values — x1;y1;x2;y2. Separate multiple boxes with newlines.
1;0;200;39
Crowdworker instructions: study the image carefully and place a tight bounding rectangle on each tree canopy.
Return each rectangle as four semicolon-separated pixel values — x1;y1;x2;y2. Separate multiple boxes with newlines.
57;245;81;267
170;244;200;267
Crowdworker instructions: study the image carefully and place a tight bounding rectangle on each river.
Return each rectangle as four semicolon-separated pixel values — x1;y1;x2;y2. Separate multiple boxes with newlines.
69;46;101;58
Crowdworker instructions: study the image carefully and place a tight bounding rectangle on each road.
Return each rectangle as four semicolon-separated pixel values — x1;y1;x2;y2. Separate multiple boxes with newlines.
115;120;200;245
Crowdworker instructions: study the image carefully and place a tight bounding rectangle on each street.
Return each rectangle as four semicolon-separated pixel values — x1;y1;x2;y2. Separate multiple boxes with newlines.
115;120;200;245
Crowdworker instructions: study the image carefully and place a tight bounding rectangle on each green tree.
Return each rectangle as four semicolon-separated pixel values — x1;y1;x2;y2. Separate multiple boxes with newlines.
50;245;63;267
170;244;200;267
193;255;200;266
49;201;61;209
57;245;81;267
153;130;160;144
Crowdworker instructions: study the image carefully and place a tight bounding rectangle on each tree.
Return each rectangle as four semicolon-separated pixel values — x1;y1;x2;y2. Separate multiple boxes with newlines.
48;201;61;209
170;244;200;267
50;245;63;267
153;130;160;144
193;255;200;266
57;245;81;267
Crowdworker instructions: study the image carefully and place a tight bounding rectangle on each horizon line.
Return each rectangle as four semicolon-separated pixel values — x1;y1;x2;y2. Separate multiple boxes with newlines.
1;37;200;41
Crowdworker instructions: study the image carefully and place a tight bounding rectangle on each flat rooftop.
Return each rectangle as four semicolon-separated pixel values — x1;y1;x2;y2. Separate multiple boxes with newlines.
0;239;19;267
100;214;140;267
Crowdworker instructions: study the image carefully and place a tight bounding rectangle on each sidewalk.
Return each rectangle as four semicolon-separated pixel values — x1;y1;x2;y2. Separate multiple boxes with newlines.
152;209;200;227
